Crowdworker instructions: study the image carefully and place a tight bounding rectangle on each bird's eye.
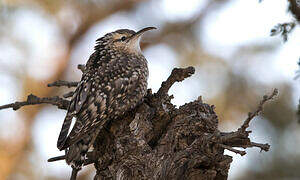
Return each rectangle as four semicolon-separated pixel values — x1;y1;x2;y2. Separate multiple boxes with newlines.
121;36;126;41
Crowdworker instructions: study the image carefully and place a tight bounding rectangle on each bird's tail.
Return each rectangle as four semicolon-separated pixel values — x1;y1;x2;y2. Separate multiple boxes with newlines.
50;128;101;180
57;114;73;150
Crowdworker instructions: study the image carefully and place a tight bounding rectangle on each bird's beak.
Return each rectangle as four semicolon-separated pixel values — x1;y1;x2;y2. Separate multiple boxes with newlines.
128;27;156;41
135;27;157;36
126;27;156;53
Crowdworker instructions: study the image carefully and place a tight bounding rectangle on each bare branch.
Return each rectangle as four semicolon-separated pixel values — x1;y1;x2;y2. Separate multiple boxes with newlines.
240;88;278;131
48;80;78;88
245;142;270;152
156;66;195;98
68;1;146;47
219;144;246;156
48;155;66;162
217;89;277;156
47;64;85;88
0;94;69;111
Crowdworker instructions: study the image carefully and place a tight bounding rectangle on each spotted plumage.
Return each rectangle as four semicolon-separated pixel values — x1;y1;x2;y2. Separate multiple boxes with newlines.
54;27;156;178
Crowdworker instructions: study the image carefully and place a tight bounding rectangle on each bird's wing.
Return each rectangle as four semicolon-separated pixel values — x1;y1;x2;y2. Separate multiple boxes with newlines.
57;78;92;150
59;73;140;150
60;85;107;150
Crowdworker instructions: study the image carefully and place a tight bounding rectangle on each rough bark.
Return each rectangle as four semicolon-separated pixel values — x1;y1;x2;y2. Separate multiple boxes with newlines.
0;66;277;180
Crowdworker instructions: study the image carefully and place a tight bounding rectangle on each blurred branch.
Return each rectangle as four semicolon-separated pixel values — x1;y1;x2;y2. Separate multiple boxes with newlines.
68;0;148;47
270;22;296;42
268;0;299;41
145;0;227;49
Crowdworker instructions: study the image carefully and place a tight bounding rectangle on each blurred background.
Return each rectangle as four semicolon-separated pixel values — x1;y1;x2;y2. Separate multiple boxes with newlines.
0;0;299;179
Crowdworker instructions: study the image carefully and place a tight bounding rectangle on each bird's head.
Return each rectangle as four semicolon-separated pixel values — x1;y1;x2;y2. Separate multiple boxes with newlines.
95;27;156;54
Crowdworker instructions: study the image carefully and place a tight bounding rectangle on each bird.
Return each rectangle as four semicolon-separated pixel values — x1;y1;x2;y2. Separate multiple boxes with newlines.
48;27;156;180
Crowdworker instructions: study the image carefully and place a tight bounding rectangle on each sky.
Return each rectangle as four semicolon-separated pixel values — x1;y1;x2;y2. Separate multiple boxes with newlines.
0;0;300;179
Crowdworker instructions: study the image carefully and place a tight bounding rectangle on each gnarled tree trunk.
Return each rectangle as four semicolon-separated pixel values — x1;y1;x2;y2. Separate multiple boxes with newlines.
86;67;274;180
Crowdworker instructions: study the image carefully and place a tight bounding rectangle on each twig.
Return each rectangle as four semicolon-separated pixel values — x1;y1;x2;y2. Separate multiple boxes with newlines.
240;88;278;131
218;89;277;155
70;168;79;180
47;64;85;88
0;94;69;110
48;155;66;162
48;80;78;88
156;67;195;98
219;144;246;156
244;142;270;152
48;154;94;166
77;64;85;73
63;91;75;98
